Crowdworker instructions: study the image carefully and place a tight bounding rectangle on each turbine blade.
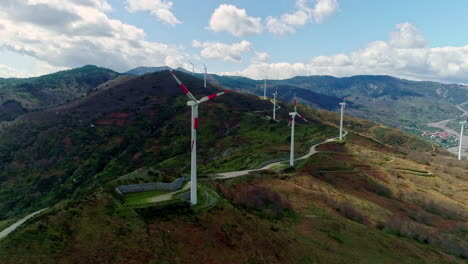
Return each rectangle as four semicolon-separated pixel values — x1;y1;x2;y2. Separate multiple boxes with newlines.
296;113;309;122
199;90;231;103
169;71;197;101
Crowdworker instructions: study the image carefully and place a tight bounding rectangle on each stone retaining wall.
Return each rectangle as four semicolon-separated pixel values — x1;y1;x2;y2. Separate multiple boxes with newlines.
115;177;187;195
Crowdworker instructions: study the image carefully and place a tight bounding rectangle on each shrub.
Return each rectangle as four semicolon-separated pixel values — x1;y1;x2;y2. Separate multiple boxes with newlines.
367;181;393;198
337;202;370;225
220;184;292;218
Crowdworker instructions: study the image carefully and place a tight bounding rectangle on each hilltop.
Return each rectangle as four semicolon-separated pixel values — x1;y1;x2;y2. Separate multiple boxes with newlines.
0;70;466;263
0;65;118;121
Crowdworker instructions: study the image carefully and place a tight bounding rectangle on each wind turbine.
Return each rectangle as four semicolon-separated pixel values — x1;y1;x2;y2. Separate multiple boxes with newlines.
289;93;309;166
272;87;278;120
188;60;195;76
339;101;347;140
203;64;207;88
169;70;230;205
263;78;267;100
458;117;467;160
293;92;297;112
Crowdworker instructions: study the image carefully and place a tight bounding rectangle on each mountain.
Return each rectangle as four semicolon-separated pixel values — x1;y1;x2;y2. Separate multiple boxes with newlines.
124;66;171;75
0;65;119;121
0;71;466;263
124;66;192;76
211;74;468;142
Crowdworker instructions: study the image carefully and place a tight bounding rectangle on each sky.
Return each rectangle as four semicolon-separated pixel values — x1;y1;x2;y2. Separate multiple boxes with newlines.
1;0;468;84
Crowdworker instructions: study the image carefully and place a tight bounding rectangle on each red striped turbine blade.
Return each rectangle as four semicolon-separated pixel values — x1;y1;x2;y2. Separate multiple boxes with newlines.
169;71;197;101
199;90;231;103
287;118;293;127
297;113;309;122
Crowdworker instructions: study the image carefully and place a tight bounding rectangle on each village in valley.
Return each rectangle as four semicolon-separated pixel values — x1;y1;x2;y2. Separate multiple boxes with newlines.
421;131;458;145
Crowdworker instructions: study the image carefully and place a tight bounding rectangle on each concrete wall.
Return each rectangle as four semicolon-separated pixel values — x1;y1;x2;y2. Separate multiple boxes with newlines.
115;177;187;195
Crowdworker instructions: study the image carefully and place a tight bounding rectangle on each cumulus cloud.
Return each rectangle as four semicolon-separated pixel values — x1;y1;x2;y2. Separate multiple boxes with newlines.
223;23;468;84
192;40;253;63
0;0;187;76
389;22;426;48
126;0;181;26
265;17;295;35
252;52;271;63
0;64;31;78
208;4;263;37
266;0;339;35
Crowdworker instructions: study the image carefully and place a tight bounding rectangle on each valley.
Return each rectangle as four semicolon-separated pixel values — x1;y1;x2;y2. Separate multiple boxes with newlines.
427;104;468;156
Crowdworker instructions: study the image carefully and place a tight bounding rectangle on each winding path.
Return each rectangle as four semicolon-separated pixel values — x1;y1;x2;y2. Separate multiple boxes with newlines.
0;208;46;240
214;131;348;179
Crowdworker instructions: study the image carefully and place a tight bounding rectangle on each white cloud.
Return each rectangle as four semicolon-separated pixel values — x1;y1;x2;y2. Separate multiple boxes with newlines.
192;40;253;63
208;4;263;37
0;0;187;76
0;64;31;78
309;0;339;23
126;0;181;26
266;0;339;35
223;23;468;84
389;22;426;49
70;0;112;11
252;52;271;63
265;17;295;35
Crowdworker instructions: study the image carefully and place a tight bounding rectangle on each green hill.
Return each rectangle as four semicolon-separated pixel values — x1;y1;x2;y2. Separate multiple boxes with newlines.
0;65;118;121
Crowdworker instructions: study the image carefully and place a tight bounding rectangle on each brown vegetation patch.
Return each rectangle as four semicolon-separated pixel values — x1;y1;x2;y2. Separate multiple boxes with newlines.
218;181;292;218
316;142;347;152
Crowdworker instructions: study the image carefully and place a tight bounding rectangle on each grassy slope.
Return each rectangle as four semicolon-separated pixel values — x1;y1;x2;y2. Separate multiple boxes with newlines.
0;136;465;263
0;115;466;263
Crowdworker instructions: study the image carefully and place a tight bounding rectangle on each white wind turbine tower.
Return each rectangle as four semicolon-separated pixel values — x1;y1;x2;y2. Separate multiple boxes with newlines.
263;78;267;99
203;64;207;88
458;117;467;160
188;60;195;76
272;87;278;120
339;101;347;140
289;93;309;166
169;70;230;205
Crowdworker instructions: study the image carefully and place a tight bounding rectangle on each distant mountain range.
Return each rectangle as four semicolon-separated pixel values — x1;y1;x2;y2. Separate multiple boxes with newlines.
209;74;468;132
124;66;468;138
124;66;190;75
1;64;467;143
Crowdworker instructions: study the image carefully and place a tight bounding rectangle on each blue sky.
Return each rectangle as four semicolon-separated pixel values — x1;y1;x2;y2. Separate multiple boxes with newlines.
1;0;468;83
